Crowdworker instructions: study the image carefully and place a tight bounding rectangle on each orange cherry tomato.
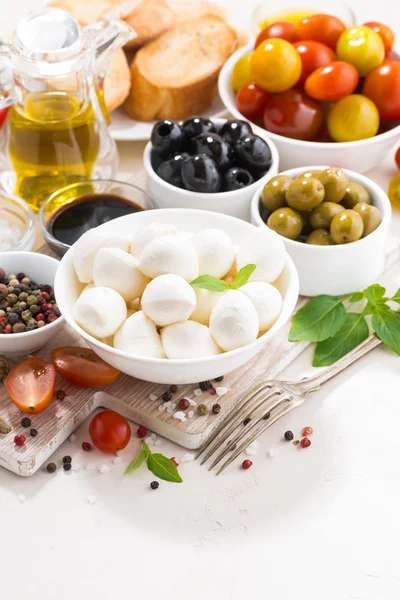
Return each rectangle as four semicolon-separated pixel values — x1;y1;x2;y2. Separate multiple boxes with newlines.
364;21;395;54
263;89;324;141
250;38;301;92
396;147;400;170
236;83;271;121
362;60;400;121
51;347;120;388
89;410;131;453
293;40;336;88
255;21;296;48
295;14;346;49
305;61;359;101
6;358;55;414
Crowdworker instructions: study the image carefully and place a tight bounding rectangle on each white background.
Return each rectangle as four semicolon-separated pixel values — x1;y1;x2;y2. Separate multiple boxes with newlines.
1;1;400;599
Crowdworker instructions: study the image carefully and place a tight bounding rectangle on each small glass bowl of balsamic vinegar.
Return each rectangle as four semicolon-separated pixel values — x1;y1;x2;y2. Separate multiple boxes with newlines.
39;180;154;256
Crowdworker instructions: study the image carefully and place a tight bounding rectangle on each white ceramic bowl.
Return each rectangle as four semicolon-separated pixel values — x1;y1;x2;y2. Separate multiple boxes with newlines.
55;209;299;385
219;44;400;173
143;118;279;222
0;192;35;252
251;166;392;296
0;252;64;355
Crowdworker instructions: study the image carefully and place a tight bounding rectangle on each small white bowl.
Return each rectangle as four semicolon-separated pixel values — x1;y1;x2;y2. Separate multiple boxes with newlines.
251;166;392;296
143;118;279;222
219;44;400;173
0;252;64;356
55;209;299;385
0;192;35;252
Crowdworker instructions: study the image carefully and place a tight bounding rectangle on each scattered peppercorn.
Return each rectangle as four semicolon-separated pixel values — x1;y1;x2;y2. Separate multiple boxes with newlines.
46;462;57;473
30;428;38;437
243;417;251;425
14;434;26;446
63;462;72;471
212;403;221;414
210;388;217;395
214;376;224;382
62;455;72;464
197;404;208;416
242;459;252;470
137;425;148;438
301;426;313;437
293;440;300;446
150;481;159;490
162;390;172;402
169;384;178;393
178;398;190;410
199;381;212;391
300;437;311;448
263;412;271;420
284;430;294;441
82;442;92;451
21;417;32;428
56;390;66;400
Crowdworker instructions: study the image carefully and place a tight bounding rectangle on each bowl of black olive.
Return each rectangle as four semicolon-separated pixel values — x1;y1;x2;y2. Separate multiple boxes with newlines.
144;117;279;221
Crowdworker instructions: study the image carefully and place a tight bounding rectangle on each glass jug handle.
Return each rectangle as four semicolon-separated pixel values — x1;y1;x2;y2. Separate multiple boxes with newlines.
0;46;15;109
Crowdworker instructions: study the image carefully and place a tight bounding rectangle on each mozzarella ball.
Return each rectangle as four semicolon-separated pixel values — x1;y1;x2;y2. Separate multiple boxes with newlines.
139;235;199;281
93;247;150;301
190;288;226;326
113;311;165;358
209;290;259;351
73;228;130;283
130;222;177;257
178;230;193;243
236;226;286;283
191;229;235;278
240;282;283;331
141;274;196;327
161;321;221;359
73;287;127;338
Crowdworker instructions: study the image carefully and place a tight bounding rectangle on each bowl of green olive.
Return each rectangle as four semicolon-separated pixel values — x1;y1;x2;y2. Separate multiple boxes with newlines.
251;166;391;296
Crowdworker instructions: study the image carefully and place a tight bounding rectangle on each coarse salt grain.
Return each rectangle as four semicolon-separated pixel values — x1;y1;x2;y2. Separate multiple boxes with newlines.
188;398;197;407
150;433;157;440
216;387;229;397
158;404;166;412
87;495;96;505
194;389;203;396
267;448;279;459
149;393;158;401
55;411;64;419
245;441;258;456
164;401;172;408
17;494;26;504
188;410;195;418
72;463;80;472
171;402;176;409
113;457;122;465
173;411;186;422
155;439;162;447
167;407;173;414
145;437;154;445
86;463;96;471
99;464;110;474
68;434;77;443
181;453;195;462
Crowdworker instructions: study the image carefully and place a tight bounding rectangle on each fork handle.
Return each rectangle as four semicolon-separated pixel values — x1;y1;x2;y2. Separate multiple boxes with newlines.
287;334;382;396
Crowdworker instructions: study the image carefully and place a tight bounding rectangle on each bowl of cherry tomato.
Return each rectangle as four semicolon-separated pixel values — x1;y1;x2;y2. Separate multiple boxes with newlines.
219;14;400;173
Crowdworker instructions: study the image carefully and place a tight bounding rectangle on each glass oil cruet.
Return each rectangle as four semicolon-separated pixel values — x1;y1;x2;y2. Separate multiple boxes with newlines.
0;8;135;210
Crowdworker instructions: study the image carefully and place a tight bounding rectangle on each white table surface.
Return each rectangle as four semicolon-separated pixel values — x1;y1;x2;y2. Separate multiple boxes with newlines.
2;1;400;599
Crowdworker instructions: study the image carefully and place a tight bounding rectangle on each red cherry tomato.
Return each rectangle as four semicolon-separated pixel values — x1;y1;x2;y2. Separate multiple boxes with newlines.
236;83;271;121
5;358;55;414
89;410;131;453
51;347;120;388
305;61;359;101
362;60;400;121
263;89;324;141
293;40;336;88
255;21;296;48
0;108;8;129
395;147;400;170
364;21;395;54
295;14;346;49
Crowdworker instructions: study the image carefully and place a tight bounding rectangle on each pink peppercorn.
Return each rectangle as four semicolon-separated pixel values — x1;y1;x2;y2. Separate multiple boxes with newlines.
36;313;45;322
137;425;147;438
47;314;58;324
170;457;179;467
42;291;50;301
14;434;26;446
82;442;92;451
242;459;252;470
210;388;217;396
300;437;311;448
178;398;190;410
301;426;313;437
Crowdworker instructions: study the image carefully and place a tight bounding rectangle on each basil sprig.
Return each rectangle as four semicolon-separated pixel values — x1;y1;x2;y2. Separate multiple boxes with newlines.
190;263;256;292
125;441;182;483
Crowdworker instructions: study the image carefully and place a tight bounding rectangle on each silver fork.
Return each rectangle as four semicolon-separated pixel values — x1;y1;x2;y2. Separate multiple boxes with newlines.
197;334;382;475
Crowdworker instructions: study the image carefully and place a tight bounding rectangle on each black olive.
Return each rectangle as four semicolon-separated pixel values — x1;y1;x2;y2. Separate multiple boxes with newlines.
181;155;221;193
151;120;185;158
182;116;216;140
156;153;190;188
223;167;254;191
219;119;253;145
235;135;272;177
191;133;234;172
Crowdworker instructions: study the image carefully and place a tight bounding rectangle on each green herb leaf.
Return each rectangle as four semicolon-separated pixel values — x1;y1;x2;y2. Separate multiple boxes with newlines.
124;441;151;475
147;453;183;483
364;284;387;307
235;264;256;288
190;275;230;292
349;292;364;303
372;306;400;355
390;288;400;303
313;312;369;367
289;295;346;343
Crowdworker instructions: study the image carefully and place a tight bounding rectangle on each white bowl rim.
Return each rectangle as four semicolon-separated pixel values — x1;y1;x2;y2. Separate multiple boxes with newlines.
0;192;35;252
252;165;392;251
220;42;400;149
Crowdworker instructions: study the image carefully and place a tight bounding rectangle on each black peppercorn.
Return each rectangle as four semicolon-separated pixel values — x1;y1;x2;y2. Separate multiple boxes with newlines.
63;462;72;471
46;463;57;473
243;417;251;425
62;455;72;464
150;481;159;490
16;273;25;281
162;391;172;402
21;417;32;428
43;285;52;293
30;428;38;437
212;403;221;414
284;430;294;441
214;376;224;382
199;381;212;391
263;412;271;420
8;313;19;325
169;384;178;393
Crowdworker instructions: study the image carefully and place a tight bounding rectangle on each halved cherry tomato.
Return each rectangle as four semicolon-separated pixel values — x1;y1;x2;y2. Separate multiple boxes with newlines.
250;39;301;92
0;108;8;129
89;410;131;453
396;147;400;170
364;21;395;54
362;60;400;121
305;61;359;101
263;89;323;141
293;40;336;88
295;14;346;49
255;21;296;48
6;358;55;414
236;83;271;121
51;347;120;388
336;26;385;77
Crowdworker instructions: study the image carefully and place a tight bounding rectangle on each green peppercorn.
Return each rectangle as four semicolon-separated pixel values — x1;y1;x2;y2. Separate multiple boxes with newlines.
27;295;37;306
0;284;8;299
37;320;45;328
0;310;5;318
21;277;30;286
21;310;32;322
13;322;26;333
6;294;17;305
30;305;39;315
27;318;38;329
19;292;28;302
197;404;208;416
9;279;19;287
18;302;27;310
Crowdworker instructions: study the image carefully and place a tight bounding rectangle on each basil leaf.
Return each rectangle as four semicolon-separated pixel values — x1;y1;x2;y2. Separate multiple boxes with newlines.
190;275;230;292
124;441;151;475
235;264;256;288
349;292;364;303
147;453;183;483
364;284;386;307
390;288;400;304
289;295;346;343
313;312;369;367
372;306;400;355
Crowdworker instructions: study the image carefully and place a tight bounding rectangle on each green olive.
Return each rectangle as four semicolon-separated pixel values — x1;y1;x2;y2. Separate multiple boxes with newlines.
306;229;334;245
301;169;322;179
286;177;325;211
267;207;303;240
330;209;364;244
341;182;371;209
353;202;382;237
319;167;349;203
260;175;292;211
309;202;345;230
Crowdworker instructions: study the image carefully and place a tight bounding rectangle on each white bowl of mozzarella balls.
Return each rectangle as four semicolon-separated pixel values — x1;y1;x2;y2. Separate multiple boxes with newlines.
55;209;299;384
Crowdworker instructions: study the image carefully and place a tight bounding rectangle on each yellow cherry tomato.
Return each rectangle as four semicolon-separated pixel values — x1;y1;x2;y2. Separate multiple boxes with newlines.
232;54;253;92
250;38;301;92
327;94;380;142
336;26;385;77
388;173;400;208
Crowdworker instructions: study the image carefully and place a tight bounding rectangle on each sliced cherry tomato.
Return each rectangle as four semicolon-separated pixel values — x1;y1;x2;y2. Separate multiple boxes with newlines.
327;94;380;142
89;410;131;453
295;14;346;49
51;346;120;388
255;21;296;48
0;108;8;129
364;21;395;54
336;26;385;77
231;54;253;92
293;40;336;88
396;147;400;170
236;83;271;121
362;60;400;121
305;61;359;101
250;39;301;92
263;89;323;141
5;358;55;414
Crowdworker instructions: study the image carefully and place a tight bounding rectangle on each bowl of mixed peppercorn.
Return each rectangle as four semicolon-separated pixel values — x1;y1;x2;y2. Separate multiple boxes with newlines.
0;252;64;355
